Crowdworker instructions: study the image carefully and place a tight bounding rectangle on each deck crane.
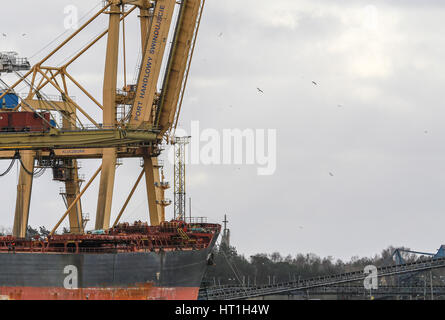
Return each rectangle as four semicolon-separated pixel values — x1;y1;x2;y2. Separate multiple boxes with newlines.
0;0;207;237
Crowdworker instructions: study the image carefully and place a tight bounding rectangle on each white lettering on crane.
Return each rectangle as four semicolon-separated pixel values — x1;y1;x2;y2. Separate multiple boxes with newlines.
134;5;166;122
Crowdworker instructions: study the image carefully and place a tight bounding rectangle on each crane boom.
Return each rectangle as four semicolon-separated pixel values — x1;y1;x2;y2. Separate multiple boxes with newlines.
129;0;177;129
156;0;204;135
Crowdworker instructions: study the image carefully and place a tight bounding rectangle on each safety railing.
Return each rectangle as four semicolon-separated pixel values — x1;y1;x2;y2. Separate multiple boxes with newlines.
17;93;76;102
0;124;161;134
185;217;208;224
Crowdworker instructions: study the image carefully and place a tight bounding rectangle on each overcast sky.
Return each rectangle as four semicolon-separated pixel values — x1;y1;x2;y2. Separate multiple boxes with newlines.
1;0;445;261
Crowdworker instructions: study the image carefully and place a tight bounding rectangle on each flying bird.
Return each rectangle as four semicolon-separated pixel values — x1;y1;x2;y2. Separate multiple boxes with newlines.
256;87;264;94
22;33;27;37
329;172;334;177
312;81;318;86
218;32;223;37
1;33;6;37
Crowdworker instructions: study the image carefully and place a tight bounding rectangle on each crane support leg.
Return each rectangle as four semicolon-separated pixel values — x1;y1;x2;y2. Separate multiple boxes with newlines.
103;3;120;126
94;3;120;230
52;165;102;236
65;159;83;234
95;148;117;230
144;156;164;225
62;111;83;234
13;150;35;238
139;1;153;47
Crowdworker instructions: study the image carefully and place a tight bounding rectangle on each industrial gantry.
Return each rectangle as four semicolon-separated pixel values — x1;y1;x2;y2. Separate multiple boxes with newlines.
0;0;206;237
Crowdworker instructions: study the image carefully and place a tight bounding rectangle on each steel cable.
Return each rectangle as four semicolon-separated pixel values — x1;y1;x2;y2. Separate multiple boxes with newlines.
19;156;46;178
0;158;16;177
29;1;103;61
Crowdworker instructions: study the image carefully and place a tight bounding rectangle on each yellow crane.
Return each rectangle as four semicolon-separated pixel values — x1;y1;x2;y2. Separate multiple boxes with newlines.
0;0;206;237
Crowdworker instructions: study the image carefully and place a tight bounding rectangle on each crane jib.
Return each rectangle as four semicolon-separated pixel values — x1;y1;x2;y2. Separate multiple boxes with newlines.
150;7;165;55
132;4;168;123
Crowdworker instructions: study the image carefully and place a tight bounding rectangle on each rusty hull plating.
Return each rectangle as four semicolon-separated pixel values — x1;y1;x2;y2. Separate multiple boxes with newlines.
0;221;221;300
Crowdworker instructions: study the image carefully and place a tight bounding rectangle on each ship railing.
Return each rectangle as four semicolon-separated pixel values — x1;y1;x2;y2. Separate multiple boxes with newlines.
0;243;209;254
0;238;209;253
0;123;161;133
185;217;208;224
61;124;161;132
17;92;76;102
0;126;52;133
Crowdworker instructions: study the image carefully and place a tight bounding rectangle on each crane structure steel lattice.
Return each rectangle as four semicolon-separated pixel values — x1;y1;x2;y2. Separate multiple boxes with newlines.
173;136;190;220
0;0;207;238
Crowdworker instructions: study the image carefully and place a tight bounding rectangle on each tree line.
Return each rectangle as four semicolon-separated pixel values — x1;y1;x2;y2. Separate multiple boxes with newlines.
0;226;70;238
202;243;424;287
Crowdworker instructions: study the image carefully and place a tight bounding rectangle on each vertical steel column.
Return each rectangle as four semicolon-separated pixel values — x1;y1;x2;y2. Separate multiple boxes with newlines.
64;159;83;234
174;137;189;220
62;112;83;234
139;0;153;47
144;156;164;225
13;150;35;237
95;3;120;230
140;1;164;226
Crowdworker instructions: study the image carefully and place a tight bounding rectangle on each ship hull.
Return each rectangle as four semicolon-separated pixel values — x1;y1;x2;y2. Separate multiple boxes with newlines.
0;248;212;300
0;286;199;300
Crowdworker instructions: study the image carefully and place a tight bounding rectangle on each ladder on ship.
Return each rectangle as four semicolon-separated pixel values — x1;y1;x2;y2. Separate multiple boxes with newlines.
177;228;190;240
199;256;445;300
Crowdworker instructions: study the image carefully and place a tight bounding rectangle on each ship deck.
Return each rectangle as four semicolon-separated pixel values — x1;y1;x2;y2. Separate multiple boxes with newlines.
0;221;221;254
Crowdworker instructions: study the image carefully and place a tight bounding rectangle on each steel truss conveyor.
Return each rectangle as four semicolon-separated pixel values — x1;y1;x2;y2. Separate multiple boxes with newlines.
287;285;445;297
200;256;445;300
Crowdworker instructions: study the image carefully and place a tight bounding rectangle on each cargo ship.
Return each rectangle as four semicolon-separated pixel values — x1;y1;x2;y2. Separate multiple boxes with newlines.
0;220;220;300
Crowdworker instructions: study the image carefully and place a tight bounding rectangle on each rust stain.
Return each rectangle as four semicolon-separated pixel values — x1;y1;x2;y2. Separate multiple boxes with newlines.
0;284;199;300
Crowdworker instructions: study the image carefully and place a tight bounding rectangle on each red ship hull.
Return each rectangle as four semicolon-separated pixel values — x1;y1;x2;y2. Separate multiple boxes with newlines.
0;221;220;300
0;285;199;300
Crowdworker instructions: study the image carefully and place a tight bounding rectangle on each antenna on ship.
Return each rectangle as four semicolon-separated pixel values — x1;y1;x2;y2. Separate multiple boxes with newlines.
221;214;230;248
189;197;192;223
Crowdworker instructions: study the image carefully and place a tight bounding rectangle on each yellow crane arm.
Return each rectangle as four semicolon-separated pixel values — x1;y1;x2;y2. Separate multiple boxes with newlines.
155;0;204;136
129;0;177;129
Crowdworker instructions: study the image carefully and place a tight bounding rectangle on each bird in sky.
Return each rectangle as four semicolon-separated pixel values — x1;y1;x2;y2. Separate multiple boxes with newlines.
312;81;318;86
257;87;264;94
1;33;6;37
218;32;223;37
329;172;334;177
22;33;27;37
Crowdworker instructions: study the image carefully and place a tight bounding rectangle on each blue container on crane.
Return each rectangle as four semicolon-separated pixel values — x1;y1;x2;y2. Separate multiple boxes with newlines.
0;92;19;109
